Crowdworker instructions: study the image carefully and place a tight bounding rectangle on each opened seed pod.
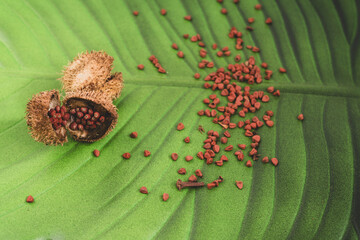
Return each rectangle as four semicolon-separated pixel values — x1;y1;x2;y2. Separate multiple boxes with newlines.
61;50;123;100
63;91;118;142
26;90;68;145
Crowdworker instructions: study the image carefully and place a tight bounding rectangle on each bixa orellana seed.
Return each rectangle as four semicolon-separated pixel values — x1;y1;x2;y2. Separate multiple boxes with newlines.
26;51;123;145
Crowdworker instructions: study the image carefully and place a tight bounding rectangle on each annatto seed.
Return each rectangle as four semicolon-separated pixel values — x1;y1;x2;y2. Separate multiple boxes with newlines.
178;168;186;174
122;153;131;159
225;145;233;151
262;95;270;102
93;149;100;157
195;169;203;178
273;90;280;96
188;175;197;182
171;153;178;161
137;64;144;70
271;158;279;166
177;122;185;131
140;186;148;194
130;132;138;138
298;114;304;121
185;156;193;162
238;144;246;149
194;73;200;79
213;144;220;153
248;17;255;23
246;160;252;167
26;195;34;203
171;43;179;50
177;51;184;58
184;136;190;143
266;120;274;127
265;17;273;24
212;43;217;49
266;110;274;117
144;150;151;157
197;151;204;159
262;156;269;163
234;181;244;191
221;8;228;14
183;34;189;39
224;130;231;138
252;135;261;143
133;11;139;16
184;15;192;21
160;9;167;15
163;193;169;201
279;67;287;73
255;4;262;10
220;137;228;144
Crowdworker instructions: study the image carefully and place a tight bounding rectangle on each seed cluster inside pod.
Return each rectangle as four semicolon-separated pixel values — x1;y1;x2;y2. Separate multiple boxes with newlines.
68;107;105;131
48;106;70;130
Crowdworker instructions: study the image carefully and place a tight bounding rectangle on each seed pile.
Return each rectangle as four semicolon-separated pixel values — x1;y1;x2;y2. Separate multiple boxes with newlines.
48;105;70;130
68;107;105;131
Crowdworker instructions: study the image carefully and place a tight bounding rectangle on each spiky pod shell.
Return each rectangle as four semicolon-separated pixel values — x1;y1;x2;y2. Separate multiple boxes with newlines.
61;51;123;100
26;90;67;145
63;91;118;142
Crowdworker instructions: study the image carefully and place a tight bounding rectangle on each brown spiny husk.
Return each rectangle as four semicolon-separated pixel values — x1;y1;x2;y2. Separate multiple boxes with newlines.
61;51;123;100
63;91;118;142
26;90;67;145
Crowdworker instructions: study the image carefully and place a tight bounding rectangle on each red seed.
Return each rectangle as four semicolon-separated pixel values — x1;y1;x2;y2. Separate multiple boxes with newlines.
235;55;241;62
99;116;105;122
266;110;274;117
298;114;304;121
178;168;186;174
207;182;216;190
163;193;169;201
184;15;192;21
266;120;274;127
177;123;185;131
140;186;148;194
188;175;197;182
279;67;287;73
255;4;262;10
195;169;203;178
238;121;244;128
93;149;100;157
26;195;34;203
144;150;151;157
271;158;279;166
238;144;246;150
133;11;139;16
198;42;205;47
77;111;84;118
171;43;179;50
224;145;233;151
234;0;240;3
158;67;166;73
248;17;255;24
207;62;214;68
194;73;200;79
213;144;220;153
267;86;275;93
171;153;178;161
217;51;223;57
220;137;228;144
190;35;198;42
185;155;193;162
221;8;228;14
261;62;268;68
198;110;205;116
224;130;231;138
273;90;280;96
252;135;261;143
262;156;269;163
246;160;252;167
160;9;167;15
215;160;223;166
246;26;254;31
183;34;189;39
221;155;228;162
252;46;260;53
184;136;190;143
265;17;273;24
262;95;270;102
236;181;243;190
212;43;217;49
130;132;138;138
122;153;131;159
70;122;77;130
137;64;144;70
177;51;184;58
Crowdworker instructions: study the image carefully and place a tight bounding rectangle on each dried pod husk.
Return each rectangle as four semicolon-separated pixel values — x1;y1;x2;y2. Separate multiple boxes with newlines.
26;90;67;145
63;91;118;142
61;51;123;100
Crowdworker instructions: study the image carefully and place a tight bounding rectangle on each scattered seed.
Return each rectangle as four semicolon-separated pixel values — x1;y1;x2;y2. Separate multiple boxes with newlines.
221;8;228;14
248;17;255;24
183;34;189;39
184;15;192;21
177;51;184;58
262;156;269;163
144;150;151;157
130;132;138;138
255;4;262;10
177;123;185;131
133;11;139;16
224;130;231;138
122;153;131;159
265;17;273;24
220;137;228;144
163;193;169;201
140;186;148;194
246;160;252;167
178;168;186;174
271;158;278;166
171;43;179;50
93;149;100;157
238;144;246;150
184;136;190;143
137;64;144;70
224;145;233;151
266;120;274;127
171;153;179;161
194;73;201;79
185;155;193;162
279;67;287;73
267;86;275;93
189;175;197;182
298;114;304;121
26;195;34;203
235;181;243;190
195;169;203;178
160;9;167;15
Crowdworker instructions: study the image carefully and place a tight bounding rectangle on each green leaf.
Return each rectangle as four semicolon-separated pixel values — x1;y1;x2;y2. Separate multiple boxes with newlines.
0;0;359;239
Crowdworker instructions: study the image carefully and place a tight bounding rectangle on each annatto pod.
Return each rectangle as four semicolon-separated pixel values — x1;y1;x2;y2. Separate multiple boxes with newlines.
26;90;68;145
63;91;118;142
61;51;124;100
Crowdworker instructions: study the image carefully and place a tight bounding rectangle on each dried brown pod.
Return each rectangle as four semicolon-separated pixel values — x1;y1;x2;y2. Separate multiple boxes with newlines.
26;90;68;145
61;51;123;100
63;91;118;142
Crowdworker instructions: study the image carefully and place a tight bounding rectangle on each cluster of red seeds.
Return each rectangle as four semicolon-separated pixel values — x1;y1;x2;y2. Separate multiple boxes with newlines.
68;107;105;131
207;176;223;189
149;55;166;73
48;106;70;130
